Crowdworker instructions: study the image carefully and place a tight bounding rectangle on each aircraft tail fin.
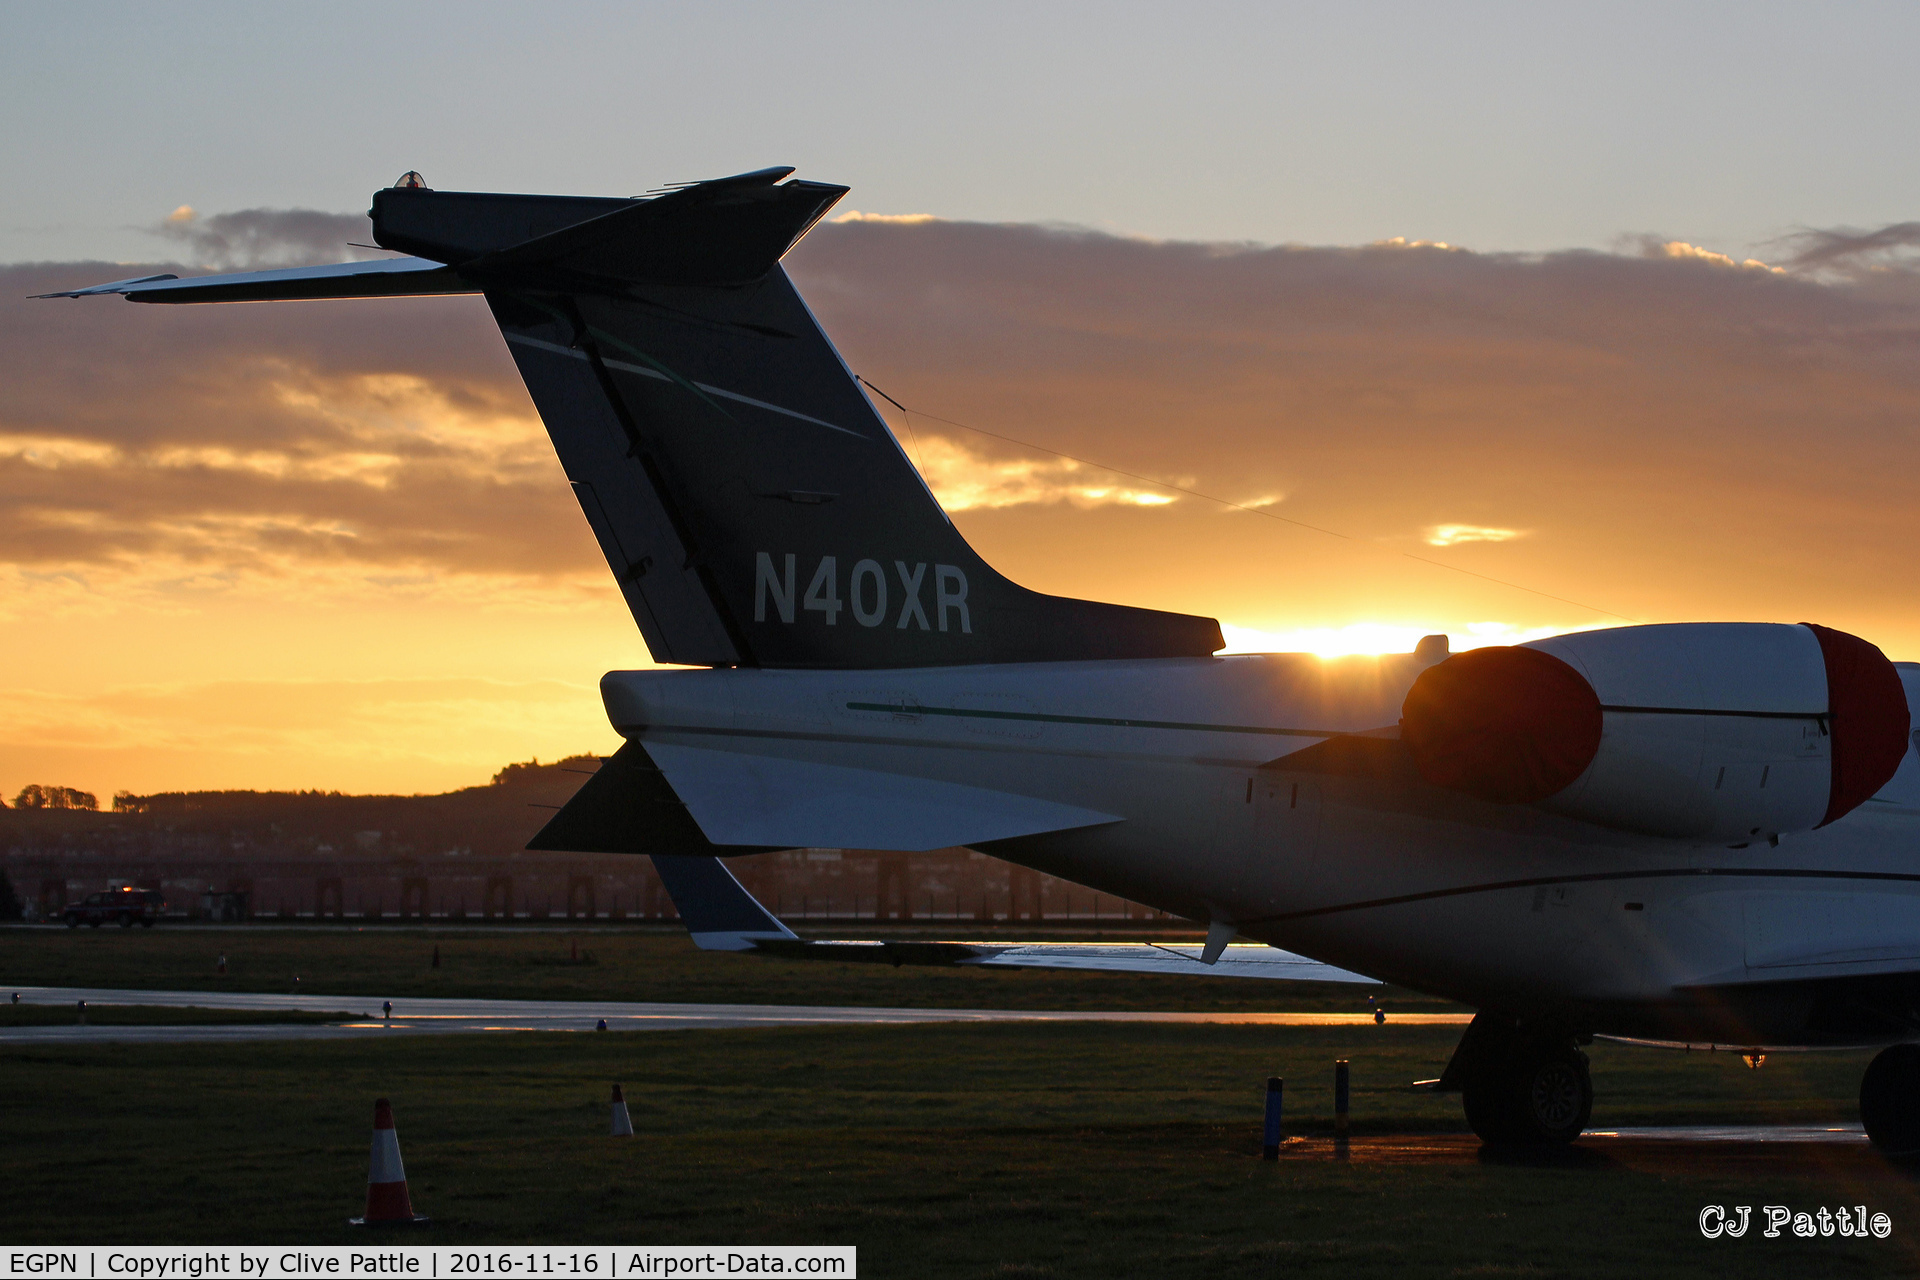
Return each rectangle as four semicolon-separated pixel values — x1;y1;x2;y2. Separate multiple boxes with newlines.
380;168;1222;668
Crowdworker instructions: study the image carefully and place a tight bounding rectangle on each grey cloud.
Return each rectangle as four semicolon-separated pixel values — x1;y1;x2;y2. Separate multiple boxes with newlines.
4;261;513;448
1776;222;1920;275
148;208;380;270
1;260;586;585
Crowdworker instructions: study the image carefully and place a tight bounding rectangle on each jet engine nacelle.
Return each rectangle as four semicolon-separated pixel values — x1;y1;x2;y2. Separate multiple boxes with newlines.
1400;622;1911;843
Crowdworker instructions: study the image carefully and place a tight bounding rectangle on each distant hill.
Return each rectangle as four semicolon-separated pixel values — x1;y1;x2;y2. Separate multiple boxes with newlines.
0;756;603;861
0;755;1164;927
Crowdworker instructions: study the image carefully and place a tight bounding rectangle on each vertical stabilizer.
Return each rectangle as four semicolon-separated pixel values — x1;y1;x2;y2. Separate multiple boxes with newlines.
48;168;1224;670
372;170;1223;669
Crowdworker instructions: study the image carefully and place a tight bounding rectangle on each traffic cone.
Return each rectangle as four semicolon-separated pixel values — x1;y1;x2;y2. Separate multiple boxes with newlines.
349;1098;429;1226
610;1084;633;1137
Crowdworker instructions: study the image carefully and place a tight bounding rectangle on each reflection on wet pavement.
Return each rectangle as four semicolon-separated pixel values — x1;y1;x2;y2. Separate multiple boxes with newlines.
1269;1126;1900;1176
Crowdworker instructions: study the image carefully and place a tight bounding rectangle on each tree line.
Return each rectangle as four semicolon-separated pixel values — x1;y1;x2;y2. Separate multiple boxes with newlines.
9;784;98;811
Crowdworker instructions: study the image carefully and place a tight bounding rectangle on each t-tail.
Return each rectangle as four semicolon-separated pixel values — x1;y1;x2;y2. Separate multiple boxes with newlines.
45;167;1222;669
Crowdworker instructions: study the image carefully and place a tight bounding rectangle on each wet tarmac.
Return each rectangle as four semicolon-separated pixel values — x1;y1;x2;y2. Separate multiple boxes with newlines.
1592;1124;1869;1143
1269;1127;1898;1175
7;986;1897;1173
0;985;1470;1043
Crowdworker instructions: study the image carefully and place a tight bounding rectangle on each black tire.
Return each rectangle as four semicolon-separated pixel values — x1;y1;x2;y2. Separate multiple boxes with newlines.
1861;1044;1920;1154
1463;1048;1592;1146
1462;1076;1521;1144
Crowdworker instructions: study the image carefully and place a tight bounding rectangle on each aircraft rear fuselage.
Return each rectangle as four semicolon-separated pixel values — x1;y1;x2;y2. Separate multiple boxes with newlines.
606;652;1920;1046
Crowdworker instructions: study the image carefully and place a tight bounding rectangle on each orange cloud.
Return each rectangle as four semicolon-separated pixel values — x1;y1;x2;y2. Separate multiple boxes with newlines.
1424;524;1526;547
907;433;1180;510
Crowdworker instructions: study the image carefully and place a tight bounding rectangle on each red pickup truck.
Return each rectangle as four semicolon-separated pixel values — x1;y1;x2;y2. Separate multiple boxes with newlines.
63;888;165;928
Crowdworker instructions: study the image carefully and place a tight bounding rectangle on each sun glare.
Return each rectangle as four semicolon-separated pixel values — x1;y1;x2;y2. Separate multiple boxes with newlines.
1424;524;1526;547
1218;620;1607;658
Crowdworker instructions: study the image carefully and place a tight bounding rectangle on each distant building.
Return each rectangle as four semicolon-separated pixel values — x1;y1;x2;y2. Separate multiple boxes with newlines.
1;759;1168;925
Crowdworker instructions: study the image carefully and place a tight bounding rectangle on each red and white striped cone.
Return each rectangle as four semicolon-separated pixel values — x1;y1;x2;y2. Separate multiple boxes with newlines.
348;1098;429;1226
610;1084;633;1136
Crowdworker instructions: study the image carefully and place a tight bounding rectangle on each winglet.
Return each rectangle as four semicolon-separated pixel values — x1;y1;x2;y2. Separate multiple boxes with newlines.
650;855;798;951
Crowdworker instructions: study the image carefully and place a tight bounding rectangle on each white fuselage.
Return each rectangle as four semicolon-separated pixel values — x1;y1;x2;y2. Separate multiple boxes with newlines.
603;651;1920;1044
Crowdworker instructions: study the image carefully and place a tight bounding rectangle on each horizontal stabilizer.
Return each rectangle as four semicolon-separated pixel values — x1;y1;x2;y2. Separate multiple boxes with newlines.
526;741;782;855
33;256;473;304
644;742;1124;851
453;170;848;287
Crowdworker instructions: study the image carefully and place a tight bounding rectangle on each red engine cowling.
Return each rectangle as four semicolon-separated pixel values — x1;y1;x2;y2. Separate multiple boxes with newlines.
1400;622;1911;841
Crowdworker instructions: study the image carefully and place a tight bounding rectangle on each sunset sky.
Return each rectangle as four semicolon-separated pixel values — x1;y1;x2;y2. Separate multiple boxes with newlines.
4;2;1919;801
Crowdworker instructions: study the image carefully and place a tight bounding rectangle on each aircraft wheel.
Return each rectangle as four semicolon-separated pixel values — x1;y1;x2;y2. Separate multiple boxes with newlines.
1462;1076;1521;1143
1860;1044;1920;1155
1463;1046;1592;1146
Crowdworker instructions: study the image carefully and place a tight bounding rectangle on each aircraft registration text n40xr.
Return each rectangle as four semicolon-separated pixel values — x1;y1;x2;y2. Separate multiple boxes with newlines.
754;552;971;633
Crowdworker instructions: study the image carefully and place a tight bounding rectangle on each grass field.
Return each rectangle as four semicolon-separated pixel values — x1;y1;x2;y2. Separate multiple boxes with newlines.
5;925;1916;1276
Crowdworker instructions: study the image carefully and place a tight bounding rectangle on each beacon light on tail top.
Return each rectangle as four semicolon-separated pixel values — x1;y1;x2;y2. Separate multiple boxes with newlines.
42;166;1920;1152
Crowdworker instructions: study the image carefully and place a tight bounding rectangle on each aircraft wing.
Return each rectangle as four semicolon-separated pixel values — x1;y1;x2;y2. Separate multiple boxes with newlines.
31;256;474;303
651;853;1380;985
